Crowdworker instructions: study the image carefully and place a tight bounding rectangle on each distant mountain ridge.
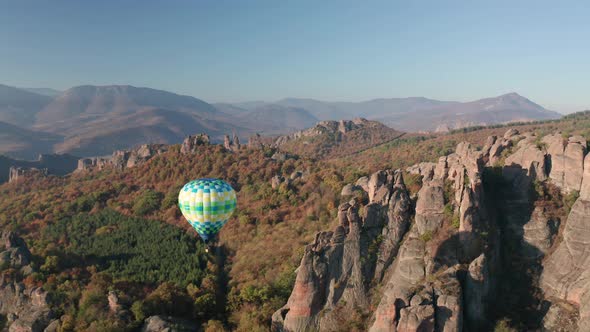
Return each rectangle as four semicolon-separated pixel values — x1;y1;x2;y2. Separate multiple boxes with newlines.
266;92;561;131
0;83;564;158
0;84;53;127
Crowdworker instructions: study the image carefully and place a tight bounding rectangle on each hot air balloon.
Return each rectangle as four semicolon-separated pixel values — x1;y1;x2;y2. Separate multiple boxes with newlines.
178;178;237;252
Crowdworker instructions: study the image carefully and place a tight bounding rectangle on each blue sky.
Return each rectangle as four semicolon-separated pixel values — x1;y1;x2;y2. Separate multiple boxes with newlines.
1;0;589;112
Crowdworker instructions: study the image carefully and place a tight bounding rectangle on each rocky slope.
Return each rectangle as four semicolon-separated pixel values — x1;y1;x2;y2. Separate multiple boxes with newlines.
273;128;590;331
271;118;405;159
0;231;54;331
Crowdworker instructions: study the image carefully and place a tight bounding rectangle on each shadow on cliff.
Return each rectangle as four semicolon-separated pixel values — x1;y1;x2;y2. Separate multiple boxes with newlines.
432;165;547;331
483;165;547;330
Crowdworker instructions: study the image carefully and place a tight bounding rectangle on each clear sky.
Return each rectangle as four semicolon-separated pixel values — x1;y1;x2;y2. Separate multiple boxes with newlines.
1;0;588;112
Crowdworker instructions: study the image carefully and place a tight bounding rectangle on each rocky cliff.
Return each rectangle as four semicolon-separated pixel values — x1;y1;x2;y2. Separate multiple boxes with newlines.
0;231;54;331
273;128;590;331
76;143;169;172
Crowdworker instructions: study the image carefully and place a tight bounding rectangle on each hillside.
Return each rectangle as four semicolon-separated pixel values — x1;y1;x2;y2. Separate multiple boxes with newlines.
215;103;319;135
0;102;587;330
0;121;63;160
21;87;62;97
25;85;251;156
0;84;52;127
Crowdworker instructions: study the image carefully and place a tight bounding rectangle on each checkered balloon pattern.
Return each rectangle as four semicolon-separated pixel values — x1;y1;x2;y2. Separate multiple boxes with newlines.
178;178;237;241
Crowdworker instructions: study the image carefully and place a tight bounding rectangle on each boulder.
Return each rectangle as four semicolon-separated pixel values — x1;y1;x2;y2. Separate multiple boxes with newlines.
504;139;547;181
397;305;435;332
488;137;512;166
563;138;586;193
414;181;445;236
407;162;436;181
355;176;370;192
43;320;59;332
340;183;357;196
543;134;567;187
503;128;520;139
141;316;197;332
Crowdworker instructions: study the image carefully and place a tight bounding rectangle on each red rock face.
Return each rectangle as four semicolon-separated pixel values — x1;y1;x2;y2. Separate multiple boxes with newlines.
287;281;315;317
372;304;397;331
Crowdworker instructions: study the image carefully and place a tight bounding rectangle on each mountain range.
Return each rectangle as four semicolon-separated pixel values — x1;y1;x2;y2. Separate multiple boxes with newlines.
256;93;560;132
0;83;561;159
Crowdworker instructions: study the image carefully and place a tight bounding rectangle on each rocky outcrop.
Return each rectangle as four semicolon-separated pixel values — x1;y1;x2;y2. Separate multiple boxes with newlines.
8;167;48;183
273;118;379;147
521;206;559;259
482;135;514;166
504;134;547;181
141;315;197;332
77;144;168;172
0;232;53;332
180;133;210;154
542;134;587;193
340;183;362;197
273;170;413;332
275;139;497;331
223;134;240;152
248;133;265;149
539;141;590;330
373;173;412;282
414;180;445;236
541;199;590;309
271;171;307;189
0;231;33;273
273;128;590;331
406;162;436;180
76;157;111;172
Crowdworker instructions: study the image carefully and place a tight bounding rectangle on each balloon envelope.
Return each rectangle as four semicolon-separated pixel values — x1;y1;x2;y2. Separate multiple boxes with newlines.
178;178;237;241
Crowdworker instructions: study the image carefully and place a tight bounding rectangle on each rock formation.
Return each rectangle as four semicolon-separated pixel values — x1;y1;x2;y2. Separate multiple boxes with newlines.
542;134;587;193
0;231;53;331
141;315;197;332
273;118;378;147
274;138;498;331
8;166;48;183
540;193;590;331
224;134;241;152
248;133;265;149
271;128;590;331
77;144;168;172
180;133;210;154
